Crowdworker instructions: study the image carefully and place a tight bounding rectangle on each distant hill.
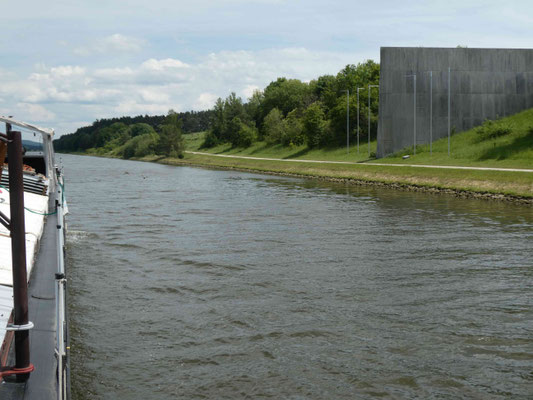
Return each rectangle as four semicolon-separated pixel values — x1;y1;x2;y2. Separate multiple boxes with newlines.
53;110;213;152
22;140;43;151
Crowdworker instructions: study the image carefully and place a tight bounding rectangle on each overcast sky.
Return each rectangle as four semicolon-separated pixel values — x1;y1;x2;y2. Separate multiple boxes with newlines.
2;0;532;136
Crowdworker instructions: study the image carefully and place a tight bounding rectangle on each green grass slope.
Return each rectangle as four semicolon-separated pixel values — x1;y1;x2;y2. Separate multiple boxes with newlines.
379;108;533;168
185;132;378;163
185;107;533;169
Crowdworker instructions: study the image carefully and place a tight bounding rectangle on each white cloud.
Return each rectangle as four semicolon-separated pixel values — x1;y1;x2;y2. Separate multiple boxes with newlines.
138;88;170;103
114;101;177;115
193;93;218;110
17;103;56;121
0;103;55;124
74;34;145;56
0;48;368;136
241;85;260;99
141;58;190;71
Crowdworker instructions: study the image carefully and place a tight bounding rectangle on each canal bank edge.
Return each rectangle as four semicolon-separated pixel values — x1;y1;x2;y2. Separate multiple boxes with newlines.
143;153;533;205
58;152;533;204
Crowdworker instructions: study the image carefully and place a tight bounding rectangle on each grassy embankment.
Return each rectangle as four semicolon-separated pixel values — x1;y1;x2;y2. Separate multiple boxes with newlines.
140;108;533;200
85;109;519;201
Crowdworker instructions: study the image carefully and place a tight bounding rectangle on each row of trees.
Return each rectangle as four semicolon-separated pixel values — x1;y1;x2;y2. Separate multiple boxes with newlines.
54;111;184;160
54;110;212;152
202;60;380;149
53;60;380;157
118;112;185;159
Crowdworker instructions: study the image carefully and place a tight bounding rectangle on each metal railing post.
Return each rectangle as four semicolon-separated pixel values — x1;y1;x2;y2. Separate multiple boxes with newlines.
55;168;67;399
7;126;32;381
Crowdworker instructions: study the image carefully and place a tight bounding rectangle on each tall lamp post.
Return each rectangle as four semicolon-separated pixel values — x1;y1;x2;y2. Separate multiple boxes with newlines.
405;73;417;154
368;84;379;158
448;66;451;156
427;71;433;155
356;87;365;154
341;89;350;154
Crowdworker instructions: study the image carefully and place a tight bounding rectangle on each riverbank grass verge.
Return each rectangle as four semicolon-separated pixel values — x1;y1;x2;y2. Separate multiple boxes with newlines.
138;152;533;200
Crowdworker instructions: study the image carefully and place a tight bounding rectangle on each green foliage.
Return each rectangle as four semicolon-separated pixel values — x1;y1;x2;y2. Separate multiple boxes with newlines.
56;60;383;155
281;109;305;146
226;117;257;147
244;90;264;134
309;75;336;105
476;119;513;141
261;78;312;120
303;102;331;148
129;123;156;137
156;111;185;157
116;132;159;159
201;131;220;148
263;108;285;144
54;110;212;152
203;93;256;148
233;122;257;148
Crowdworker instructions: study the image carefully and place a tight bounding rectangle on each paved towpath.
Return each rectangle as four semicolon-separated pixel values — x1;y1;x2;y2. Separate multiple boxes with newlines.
186;151;533;173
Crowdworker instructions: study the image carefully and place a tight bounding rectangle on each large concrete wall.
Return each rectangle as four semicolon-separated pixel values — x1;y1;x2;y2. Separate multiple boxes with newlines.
376;47;533;157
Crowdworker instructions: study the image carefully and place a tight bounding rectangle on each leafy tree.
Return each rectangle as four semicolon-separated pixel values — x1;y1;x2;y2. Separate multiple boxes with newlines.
210;98;226;142
129;123;155;137
203;93;256;148
117;132;159;159
309;74;336;111
244;90;264;134
263;108;285;144
303;102;331;147
281;109;305;146
156;111;184;157
232;121;257;148
201;131;220;148
261;78;312;120
54;110;213;152
227;116;243;146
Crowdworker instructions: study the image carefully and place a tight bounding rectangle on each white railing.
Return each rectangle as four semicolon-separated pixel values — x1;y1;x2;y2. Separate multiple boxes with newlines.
54;168;68;400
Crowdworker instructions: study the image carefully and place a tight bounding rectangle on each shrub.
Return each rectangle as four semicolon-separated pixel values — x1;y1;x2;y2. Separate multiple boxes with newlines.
232;123;257;147
135;133;159;157
118;132;159;159
476;120;513;141
156;113;185;157
201;130;220;148
281;110;305;146
263;108;285;144
303;102;332;147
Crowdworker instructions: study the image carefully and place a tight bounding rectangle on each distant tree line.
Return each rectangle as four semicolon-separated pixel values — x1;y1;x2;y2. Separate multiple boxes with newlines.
202;60;380;149
53;60;380;157
53;110;212;152
54;111;186;159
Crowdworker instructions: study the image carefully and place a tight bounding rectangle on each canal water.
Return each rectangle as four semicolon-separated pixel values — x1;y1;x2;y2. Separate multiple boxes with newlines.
62;154;533;399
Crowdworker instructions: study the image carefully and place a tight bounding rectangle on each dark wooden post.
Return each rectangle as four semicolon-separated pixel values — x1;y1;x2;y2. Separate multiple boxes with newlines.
7;125;31;381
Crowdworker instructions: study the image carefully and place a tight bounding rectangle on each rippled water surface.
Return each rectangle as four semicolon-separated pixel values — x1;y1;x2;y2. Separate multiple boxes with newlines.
62;154;533;399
